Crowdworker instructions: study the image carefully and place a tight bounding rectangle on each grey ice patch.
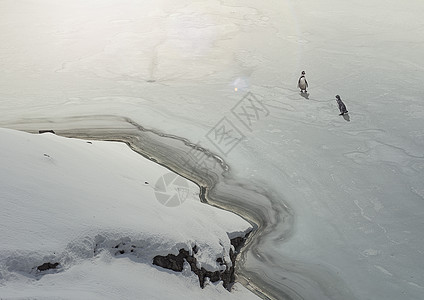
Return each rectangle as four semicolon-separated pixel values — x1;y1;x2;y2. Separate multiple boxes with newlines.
183;144;217;175
154;172;189;207
231;92;269;131
184;143;209;167
206;117;244;156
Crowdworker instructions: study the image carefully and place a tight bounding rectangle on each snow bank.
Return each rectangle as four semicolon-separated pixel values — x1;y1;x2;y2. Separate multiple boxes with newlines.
0;128;255;299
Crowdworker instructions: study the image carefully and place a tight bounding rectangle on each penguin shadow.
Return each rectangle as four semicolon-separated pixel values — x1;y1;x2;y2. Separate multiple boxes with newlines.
342;113;350;122
300;91;310;100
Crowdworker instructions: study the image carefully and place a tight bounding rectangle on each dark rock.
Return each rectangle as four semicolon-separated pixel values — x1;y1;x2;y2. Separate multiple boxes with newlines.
152;232;251;290
209;270;221;282
39;130;55;134
153;252;185;272
230;236;246;251
37;262;59;272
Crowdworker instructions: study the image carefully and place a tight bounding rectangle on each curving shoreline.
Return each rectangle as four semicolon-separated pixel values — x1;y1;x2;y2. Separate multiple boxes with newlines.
3;115;356;300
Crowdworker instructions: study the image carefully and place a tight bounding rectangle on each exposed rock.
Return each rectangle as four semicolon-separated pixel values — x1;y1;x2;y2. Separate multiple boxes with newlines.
38;130;55;134
152;233;250;290
230;236;246;251
37;262;59;272
153;249;188;272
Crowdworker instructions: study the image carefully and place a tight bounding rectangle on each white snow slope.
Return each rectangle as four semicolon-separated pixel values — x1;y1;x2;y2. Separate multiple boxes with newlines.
1;0;424;299
0;128;256;299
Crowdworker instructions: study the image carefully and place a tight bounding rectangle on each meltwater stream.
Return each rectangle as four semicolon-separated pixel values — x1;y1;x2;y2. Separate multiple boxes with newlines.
4;115;356;300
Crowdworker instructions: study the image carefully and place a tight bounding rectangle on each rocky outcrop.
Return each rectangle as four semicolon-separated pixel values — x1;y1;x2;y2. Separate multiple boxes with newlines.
38;130;56;134
153;233;250;290
36;262;59;272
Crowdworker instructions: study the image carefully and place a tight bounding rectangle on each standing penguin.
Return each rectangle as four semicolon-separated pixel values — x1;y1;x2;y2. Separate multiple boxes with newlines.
298;71;308;93
335;95;348;115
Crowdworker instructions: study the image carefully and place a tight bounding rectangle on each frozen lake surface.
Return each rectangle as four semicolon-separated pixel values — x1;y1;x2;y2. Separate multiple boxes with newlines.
1;0;424;299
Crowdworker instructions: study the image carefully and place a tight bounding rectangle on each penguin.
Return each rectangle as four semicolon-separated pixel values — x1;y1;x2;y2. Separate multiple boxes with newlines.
298;71;308;93
335;95;348;115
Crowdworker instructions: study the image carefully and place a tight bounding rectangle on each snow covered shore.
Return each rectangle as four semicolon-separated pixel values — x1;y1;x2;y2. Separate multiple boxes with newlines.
0;128;257;299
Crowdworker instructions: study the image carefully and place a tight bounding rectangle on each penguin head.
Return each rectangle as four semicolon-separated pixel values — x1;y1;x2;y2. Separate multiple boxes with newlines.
301;71;305;75
335;95;341;100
